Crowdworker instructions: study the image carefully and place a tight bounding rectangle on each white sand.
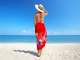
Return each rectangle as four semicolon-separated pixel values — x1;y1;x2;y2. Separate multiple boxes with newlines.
0;43;80;60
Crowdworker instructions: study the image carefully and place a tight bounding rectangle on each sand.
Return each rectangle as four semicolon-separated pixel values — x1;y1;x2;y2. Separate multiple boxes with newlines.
0;43;80;60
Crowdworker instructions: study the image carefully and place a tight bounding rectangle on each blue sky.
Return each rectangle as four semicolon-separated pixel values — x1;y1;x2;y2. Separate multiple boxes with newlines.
0;0;80;35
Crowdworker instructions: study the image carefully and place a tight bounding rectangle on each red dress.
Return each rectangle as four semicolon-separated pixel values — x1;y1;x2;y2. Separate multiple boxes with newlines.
35;12;47;50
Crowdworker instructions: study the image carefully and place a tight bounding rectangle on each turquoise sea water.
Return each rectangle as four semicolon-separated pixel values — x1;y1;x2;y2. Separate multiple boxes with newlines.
0;35;80;43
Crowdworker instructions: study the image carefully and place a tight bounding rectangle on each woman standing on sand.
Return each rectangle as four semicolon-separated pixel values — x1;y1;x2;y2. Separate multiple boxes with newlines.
34;4;48;57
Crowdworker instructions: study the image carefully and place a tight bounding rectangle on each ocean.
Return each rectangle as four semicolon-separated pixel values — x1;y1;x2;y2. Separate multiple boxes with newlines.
0;35;80;43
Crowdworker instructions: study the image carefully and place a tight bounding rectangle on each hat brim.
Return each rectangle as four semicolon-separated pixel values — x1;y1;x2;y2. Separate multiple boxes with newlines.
35;4;44;13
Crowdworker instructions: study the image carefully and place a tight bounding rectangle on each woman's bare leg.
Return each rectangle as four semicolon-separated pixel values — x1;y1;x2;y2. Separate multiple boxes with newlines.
37;49;42;57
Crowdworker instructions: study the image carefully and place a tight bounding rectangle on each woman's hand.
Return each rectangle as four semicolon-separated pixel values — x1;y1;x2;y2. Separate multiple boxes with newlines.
45;12;48;16
35;33;38;36
43;12;48;16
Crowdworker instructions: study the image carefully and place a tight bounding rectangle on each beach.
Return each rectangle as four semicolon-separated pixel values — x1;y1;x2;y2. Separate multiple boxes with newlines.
0;43;80;60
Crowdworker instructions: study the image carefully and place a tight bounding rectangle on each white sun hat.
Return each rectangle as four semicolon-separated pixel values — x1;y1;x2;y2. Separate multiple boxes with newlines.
35;4;47;13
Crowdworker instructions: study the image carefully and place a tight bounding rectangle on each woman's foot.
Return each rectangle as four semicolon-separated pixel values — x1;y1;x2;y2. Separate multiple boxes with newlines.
37;52;41;57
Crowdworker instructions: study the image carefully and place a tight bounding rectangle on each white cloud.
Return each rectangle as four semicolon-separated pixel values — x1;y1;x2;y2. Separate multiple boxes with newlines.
47;30;80;35
22;30;27;33
21;29;34;35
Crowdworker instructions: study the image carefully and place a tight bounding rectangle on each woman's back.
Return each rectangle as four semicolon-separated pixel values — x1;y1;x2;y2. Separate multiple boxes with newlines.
34;12;44;24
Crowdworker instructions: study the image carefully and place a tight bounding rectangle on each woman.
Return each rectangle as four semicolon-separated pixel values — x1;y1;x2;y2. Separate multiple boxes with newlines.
34;4;48;57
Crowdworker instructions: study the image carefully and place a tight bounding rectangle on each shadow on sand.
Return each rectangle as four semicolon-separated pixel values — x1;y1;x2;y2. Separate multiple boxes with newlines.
13;50;38;57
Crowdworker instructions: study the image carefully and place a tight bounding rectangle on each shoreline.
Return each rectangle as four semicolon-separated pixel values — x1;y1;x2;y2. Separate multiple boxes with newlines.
0;42;80;45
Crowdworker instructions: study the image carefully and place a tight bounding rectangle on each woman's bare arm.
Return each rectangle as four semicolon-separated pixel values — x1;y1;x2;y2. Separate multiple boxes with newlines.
34;15;36;25
34;15;38;36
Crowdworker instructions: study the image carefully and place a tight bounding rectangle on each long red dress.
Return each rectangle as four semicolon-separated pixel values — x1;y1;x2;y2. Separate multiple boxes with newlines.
35;12;47;50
